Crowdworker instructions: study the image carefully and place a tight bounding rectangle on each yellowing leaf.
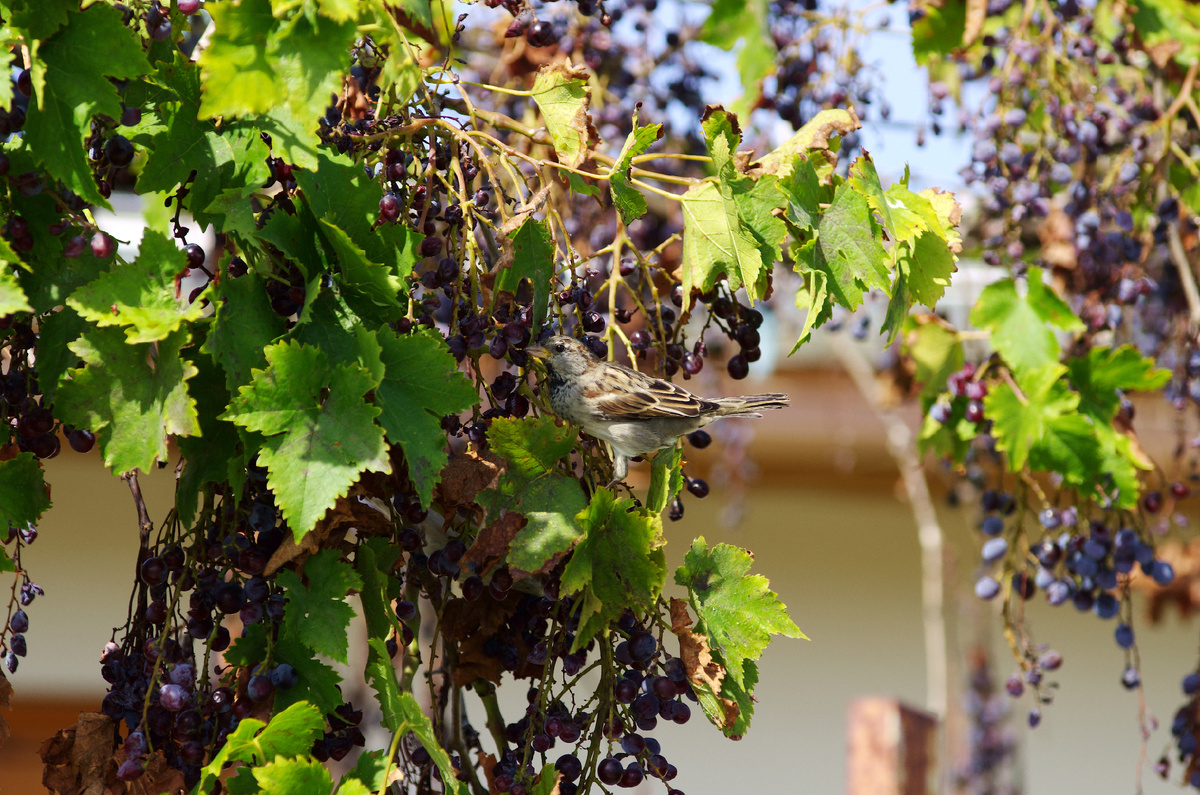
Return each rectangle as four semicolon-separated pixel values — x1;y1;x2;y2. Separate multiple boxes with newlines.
530;62;598;169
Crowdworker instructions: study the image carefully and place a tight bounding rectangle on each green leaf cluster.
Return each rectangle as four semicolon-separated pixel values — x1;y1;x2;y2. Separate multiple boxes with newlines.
674;537;805;737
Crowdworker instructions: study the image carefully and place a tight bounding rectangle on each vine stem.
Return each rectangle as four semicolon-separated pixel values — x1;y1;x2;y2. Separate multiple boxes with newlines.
829;336;949;717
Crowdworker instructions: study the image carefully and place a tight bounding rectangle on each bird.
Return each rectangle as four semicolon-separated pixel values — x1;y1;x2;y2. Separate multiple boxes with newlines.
525;335;789;484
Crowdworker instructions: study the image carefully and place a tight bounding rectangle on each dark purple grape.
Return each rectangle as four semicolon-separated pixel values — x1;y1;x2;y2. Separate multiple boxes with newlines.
9;609;28;634
526;20;555;47
62;235;86;259
554;755;582;782
90;233;114;259
629;329;651;351
184;243;205;270
686;478;709;498
247;674;274;702
598;758;623;785
687;429;711;448
67;429;96;453
619;763;644;788
105;135;135;168
270;663;297;690
461;575;484;601
120;106;143;127
395;599;418;622
668;497;684;521
116;759;144;782
379;194;401;223
628;632;656;663
419;236;443;257
14;69;31;98
140;557;168;586
614;678;637;703
726;354;749;379
214;583;245;614
159;683;188;711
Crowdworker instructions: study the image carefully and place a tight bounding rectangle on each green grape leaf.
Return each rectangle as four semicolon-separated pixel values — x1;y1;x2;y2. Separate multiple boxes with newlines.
253;756;333;795
646;445;684;515
364;636;406;735
220;341;391;537
176;353;242;528
32;306;86;407
969;267;1083;375
355;538;403;641
0;453;50;530
680;180;767;308
8;158;110;311
408;693;467;795
848;155;927;249
196;701;326;794
67;230;204;343
8;0;74;40
908;317;964;401
496;217;556;332
276;549;362;664
776;154;831;234
294;155;420;282
911;0;966;63
985;363;1106;489
319;219;405;320
674;536;805;689
202;273;287;393
1130;0;1200;68
814;179;890;311
790;255;831;352
375;328;479;508
0;265;31;317
699;0;775;117
718;657;758;738
24;5;151;207
342;750;390;793
271;637;343;715
1067;345;1172;420
529;764;561;795
0;548;13;574
478;417;587;575
609;110;663;225
530;62;597;169
561;489;665;650
881;264;911;345
199;0;356;133
134;58;272;224
901;228;958;309
287;291;385;386
55;327;199;473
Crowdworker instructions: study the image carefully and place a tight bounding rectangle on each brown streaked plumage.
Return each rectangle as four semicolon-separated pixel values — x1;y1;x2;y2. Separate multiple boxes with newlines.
526;335;789;485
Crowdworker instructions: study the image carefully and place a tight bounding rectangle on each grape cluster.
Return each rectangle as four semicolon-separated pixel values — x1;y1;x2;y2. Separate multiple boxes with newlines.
968;479;1191;719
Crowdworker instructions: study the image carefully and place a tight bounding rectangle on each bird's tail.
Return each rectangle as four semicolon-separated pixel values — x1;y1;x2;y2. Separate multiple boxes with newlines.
713;393;790;418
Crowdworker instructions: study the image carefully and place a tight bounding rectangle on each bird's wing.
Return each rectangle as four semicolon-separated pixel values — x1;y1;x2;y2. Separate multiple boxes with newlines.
585;363;718;420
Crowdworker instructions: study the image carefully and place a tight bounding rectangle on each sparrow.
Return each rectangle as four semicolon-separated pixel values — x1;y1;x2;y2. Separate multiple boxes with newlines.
525;335;789;484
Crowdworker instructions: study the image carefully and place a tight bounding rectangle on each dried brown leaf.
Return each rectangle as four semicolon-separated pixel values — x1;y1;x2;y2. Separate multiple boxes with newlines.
453;633;506;688
442;590;521;642
478;752;500;795
669;598;738;729
41;712;116;795
461;512;527;575
436;451;504;511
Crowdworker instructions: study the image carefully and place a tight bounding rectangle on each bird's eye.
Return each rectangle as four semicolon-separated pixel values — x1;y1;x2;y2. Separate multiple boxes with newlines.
554;343;565;353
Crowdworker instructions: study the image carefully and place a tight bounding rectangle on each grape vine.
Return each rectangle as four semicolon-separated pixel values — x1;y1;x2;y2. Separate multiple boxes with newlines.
0;0;968;793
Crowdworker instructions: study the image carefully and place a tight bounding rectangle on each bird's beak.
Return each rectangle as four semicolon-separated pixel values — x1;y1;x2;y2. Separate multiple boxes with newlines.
525;343;550;360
